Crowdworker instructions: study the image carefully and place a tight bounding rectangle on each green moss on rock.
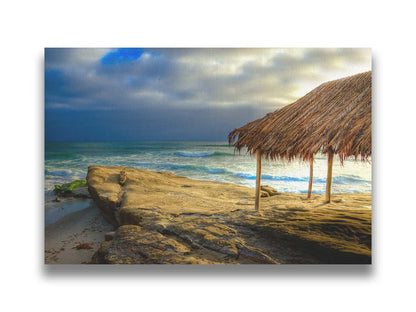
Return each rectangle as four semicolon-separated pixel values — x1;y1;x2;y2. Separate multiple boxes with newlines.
54;180;87;195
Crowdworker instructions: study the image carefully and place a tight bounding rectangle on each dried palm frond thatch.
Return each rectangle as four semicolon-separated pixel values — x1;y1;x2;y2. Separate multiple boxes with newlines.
229;71;371;162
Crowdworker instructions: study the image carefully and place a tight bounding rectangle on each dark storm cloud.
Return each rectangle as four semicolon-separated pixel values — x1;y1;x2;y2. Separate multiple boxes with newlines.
45;105;269;142
45;48;371;141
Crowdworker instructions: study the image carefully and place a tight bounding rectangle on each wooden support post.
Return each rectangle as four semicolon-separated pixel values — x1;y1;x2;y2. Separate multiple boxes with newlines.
325;152;334;203
307;157;313;199
255;151;262;212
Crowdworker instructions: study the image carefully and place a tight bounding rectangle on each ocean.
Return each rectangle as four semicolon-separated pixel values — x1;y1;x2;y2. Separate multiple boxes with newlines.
45;141;371;195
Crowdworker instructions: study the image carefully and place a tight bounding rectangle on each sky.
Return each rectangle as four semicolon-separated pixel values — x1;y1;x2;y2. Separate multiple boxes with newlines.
45;48;371;142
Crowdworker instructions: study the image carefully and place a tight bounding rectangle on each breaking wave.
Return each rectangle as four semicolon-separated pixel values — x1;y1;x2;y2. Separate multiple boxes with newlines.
135;162;231;175
235;173;367;184
175;151;232;157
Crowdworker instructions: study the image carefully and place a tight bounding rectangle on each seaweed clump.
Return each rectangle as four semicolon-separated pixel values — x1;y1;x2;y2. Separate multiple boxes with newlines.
54;180;87;196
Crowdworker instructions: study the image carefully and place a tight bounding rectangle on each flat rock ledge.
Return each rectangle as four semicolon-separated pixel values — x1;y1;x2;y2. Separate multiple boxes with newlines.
87;165;372;264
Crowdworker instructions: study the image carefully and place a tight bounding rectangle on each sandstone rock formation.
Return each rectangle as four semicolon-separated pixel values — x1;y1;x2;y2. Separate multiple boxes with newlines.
87;166;372;264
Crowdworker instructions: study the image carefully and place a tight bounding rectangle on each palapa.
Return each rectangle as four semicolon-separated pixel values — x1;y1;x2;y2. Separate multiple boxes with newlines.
228;71;371;207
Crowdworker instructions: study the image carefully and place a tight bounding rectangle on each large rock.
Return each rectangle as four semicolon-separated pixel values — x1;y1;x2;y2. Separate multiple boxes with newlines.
87;166;372;264
71;187;91;198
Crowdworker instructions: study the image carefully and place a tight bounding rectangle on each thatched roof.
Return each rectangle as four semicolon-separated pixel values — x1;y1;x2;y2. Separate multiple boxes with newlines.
229;71;371;162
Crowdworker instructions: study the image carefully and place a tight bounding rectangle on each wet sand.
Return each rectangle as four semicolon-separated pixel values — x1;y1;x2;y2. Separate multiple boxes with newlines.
45;203;114;264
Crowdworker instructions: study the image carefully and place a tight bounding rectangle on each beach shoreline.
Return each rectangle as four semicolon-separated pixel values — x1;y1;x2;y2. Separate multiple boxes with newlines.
45;141;372;195
44;202;114;264
44;166;371;264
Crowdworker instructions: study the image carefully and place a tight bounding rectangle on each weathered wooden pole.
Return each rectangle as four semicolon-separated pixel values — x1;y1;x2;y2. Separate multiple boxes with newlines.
307;157;314;198
255;151;262;212
325;152;334;203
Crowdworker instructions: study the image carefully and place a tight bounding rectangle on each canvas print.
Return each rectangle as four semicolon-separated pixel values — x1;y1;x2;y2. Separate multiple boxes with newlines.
45;48;372;264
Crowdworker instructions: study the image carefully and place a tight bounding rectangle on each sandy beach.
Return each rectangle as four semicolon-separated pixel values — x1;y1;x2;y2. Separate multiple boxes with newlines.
45;202;114;264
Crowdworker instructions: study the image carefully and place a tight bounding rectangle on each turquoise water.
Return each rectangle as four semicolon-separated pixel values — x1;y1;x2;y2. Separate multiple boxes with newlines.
45;141;372;195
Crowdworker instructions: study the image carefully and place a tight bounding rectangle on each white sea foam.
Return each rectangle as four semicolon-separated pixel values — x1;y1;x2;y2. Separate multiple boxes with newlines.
45;141;372;194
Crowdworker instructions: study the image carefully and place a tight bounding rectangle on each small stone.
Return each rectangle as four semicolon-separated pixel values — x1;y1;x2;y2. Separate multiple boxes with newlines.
119;170;127;185
261;185;280;196
105;231;116;241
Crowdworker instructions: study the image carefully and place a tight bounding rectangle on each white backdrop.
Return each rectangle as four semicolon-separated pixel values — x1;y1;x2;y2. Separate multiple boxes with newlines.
1;1;415;311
